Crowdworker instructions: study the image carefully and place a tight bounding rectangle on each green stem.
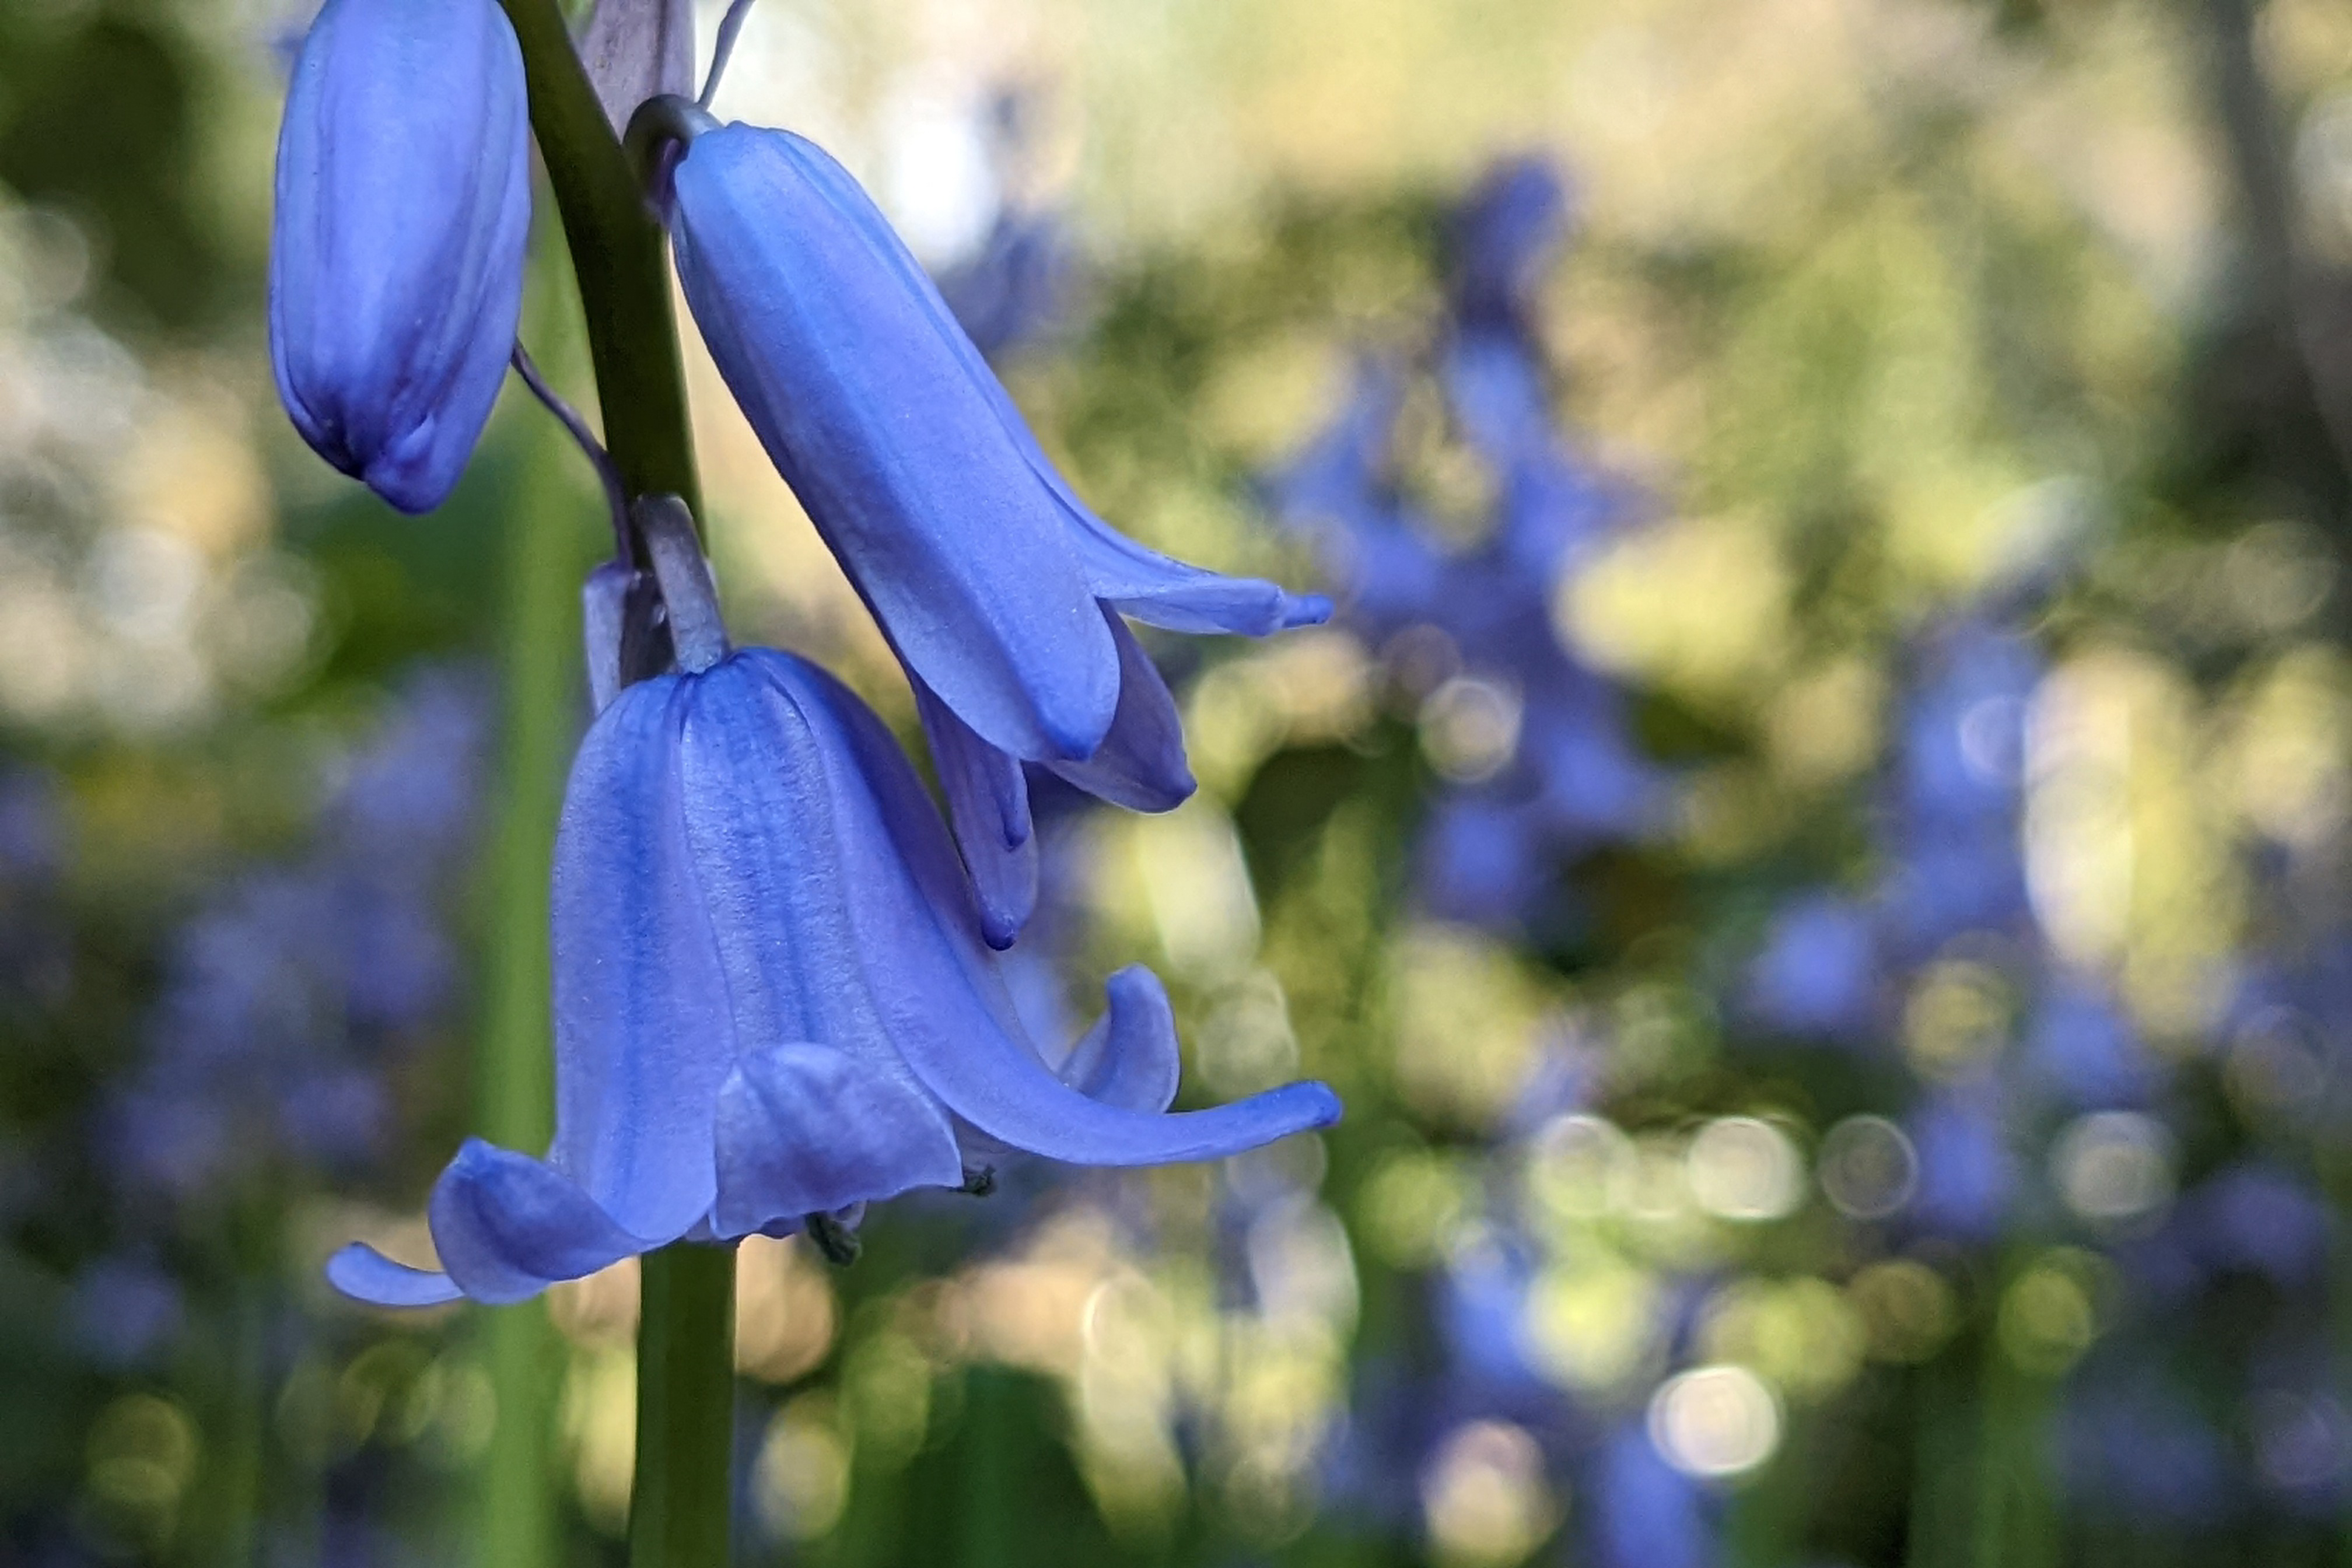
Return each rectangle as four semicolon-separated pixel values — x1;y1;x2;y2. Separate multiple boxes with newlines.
1906;1353;1969;1568
491;6;726;1566
473;267;598;1568
630;1244;737;1568
2323;1144;2352;1568
209;1271;268;1568
495;0;701;532
1969;1351;2006;1568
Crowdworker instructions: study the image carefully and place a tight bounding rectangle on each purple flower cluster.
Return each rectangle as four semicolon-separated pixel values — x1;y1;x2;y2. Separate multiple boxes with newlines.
103;672;489;1205
1734;587;2343;1522
1269;158;1663;930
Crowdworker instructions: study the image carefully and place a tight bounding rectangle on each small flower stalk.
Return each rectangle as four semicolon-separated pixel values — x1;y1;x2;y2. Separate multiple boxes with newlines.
268;0;531;513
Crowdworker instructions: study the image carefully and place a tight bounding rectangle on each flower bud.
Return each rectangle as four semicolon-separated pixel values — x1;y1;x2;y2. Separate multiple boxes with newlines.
268;0;532;513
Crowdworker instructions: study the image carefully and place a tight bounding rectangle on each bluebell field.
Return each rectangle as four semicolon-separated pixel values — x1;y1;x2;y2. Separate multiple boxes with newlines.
1;1;2351;1566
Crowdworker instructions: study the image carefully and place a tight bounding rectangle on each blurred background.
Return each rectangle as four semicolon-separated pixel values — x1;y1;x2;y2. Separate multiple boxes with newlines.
3;0;2352;1563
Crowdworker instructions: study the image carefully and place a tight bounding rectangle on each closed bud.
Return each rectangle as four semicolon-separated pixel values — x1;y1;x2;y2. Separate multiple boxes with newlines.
268;0;532;513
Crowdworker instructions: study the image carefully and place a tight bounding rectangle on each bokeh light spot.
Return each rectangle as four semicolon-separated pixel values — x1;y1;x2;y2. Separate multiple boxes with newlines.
1818;1114;1919;1219
1420;1420;1560;1567
1647;1364;1782;1478
1686;1116;1804;1222
2049;1111;2175;1228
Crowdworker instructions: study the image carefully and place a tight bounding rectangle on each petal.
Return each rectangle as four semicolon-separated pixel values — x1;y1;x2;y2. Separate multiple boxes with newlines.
739;126;1326;642
325;1245;464;1307
1054;967;1181;1114
765;651;1344;1167
1441;330;1550;462
671;127;1117;761
268;0;531;513
912;674;1037;948
428;1138;662;1304
1064;517;1334;638
546;677;732;1241
576;0;695;134
676;659;957;1093
711;1042;964;1237
1045;610;1196;813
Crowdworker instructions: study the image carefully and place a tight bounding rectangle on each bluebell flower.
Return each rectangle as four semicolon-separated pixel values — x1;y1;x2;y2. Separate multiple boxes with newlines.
269;0;531;513
1744;893;1880;1042
1267;156;1664;946
665;124;1326;944
1905;1087;2015;1240
328;646;1340;1307
1587;1425;1712;1568
1518;680;1661;839
103;671;486;1202
2057;1377;2230;1524
1419;797;1552;928
2025;980;2157;1110
1450;156;1570;333
2183;1163;2332;1287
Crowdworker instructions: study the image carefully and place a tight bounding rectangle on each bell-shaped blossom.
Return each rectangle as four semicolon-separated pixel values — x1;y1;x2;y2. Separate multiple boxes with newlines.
328;646;1339;1307
665;123;1326;943
269;0;531;513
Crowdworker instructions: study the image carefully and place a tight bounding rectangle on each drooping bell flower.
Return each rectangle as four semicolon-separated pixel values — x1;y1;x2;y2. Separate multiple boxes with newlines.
327;569;1339;1306
662;118;1328;944
269;0;531;514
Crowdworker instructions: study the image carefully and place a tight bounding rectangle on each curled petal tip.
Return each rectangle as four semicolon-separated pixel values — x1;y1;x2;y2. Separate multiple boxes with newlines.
1281;593;1336;629
1287;1079;1346;1132
326;1243;463;1307
980;909;1022;951
428;1138;656;1304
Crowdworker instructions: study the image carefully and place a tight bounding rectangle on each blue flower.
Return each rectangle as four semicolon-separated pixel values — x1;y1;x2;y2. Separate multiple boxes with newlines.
2183;1163;2332;1287
1450;156;1571;331
2025;979;2157;1110
1905;1087;2015;1240
939;209;1072;362
665;124;1326;943
328;647;1340;1307
268;0;531;513
104;672;487;1202
2057;1377;2230;1524
1743;892;1879;1042
1587;1426;1712;1568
